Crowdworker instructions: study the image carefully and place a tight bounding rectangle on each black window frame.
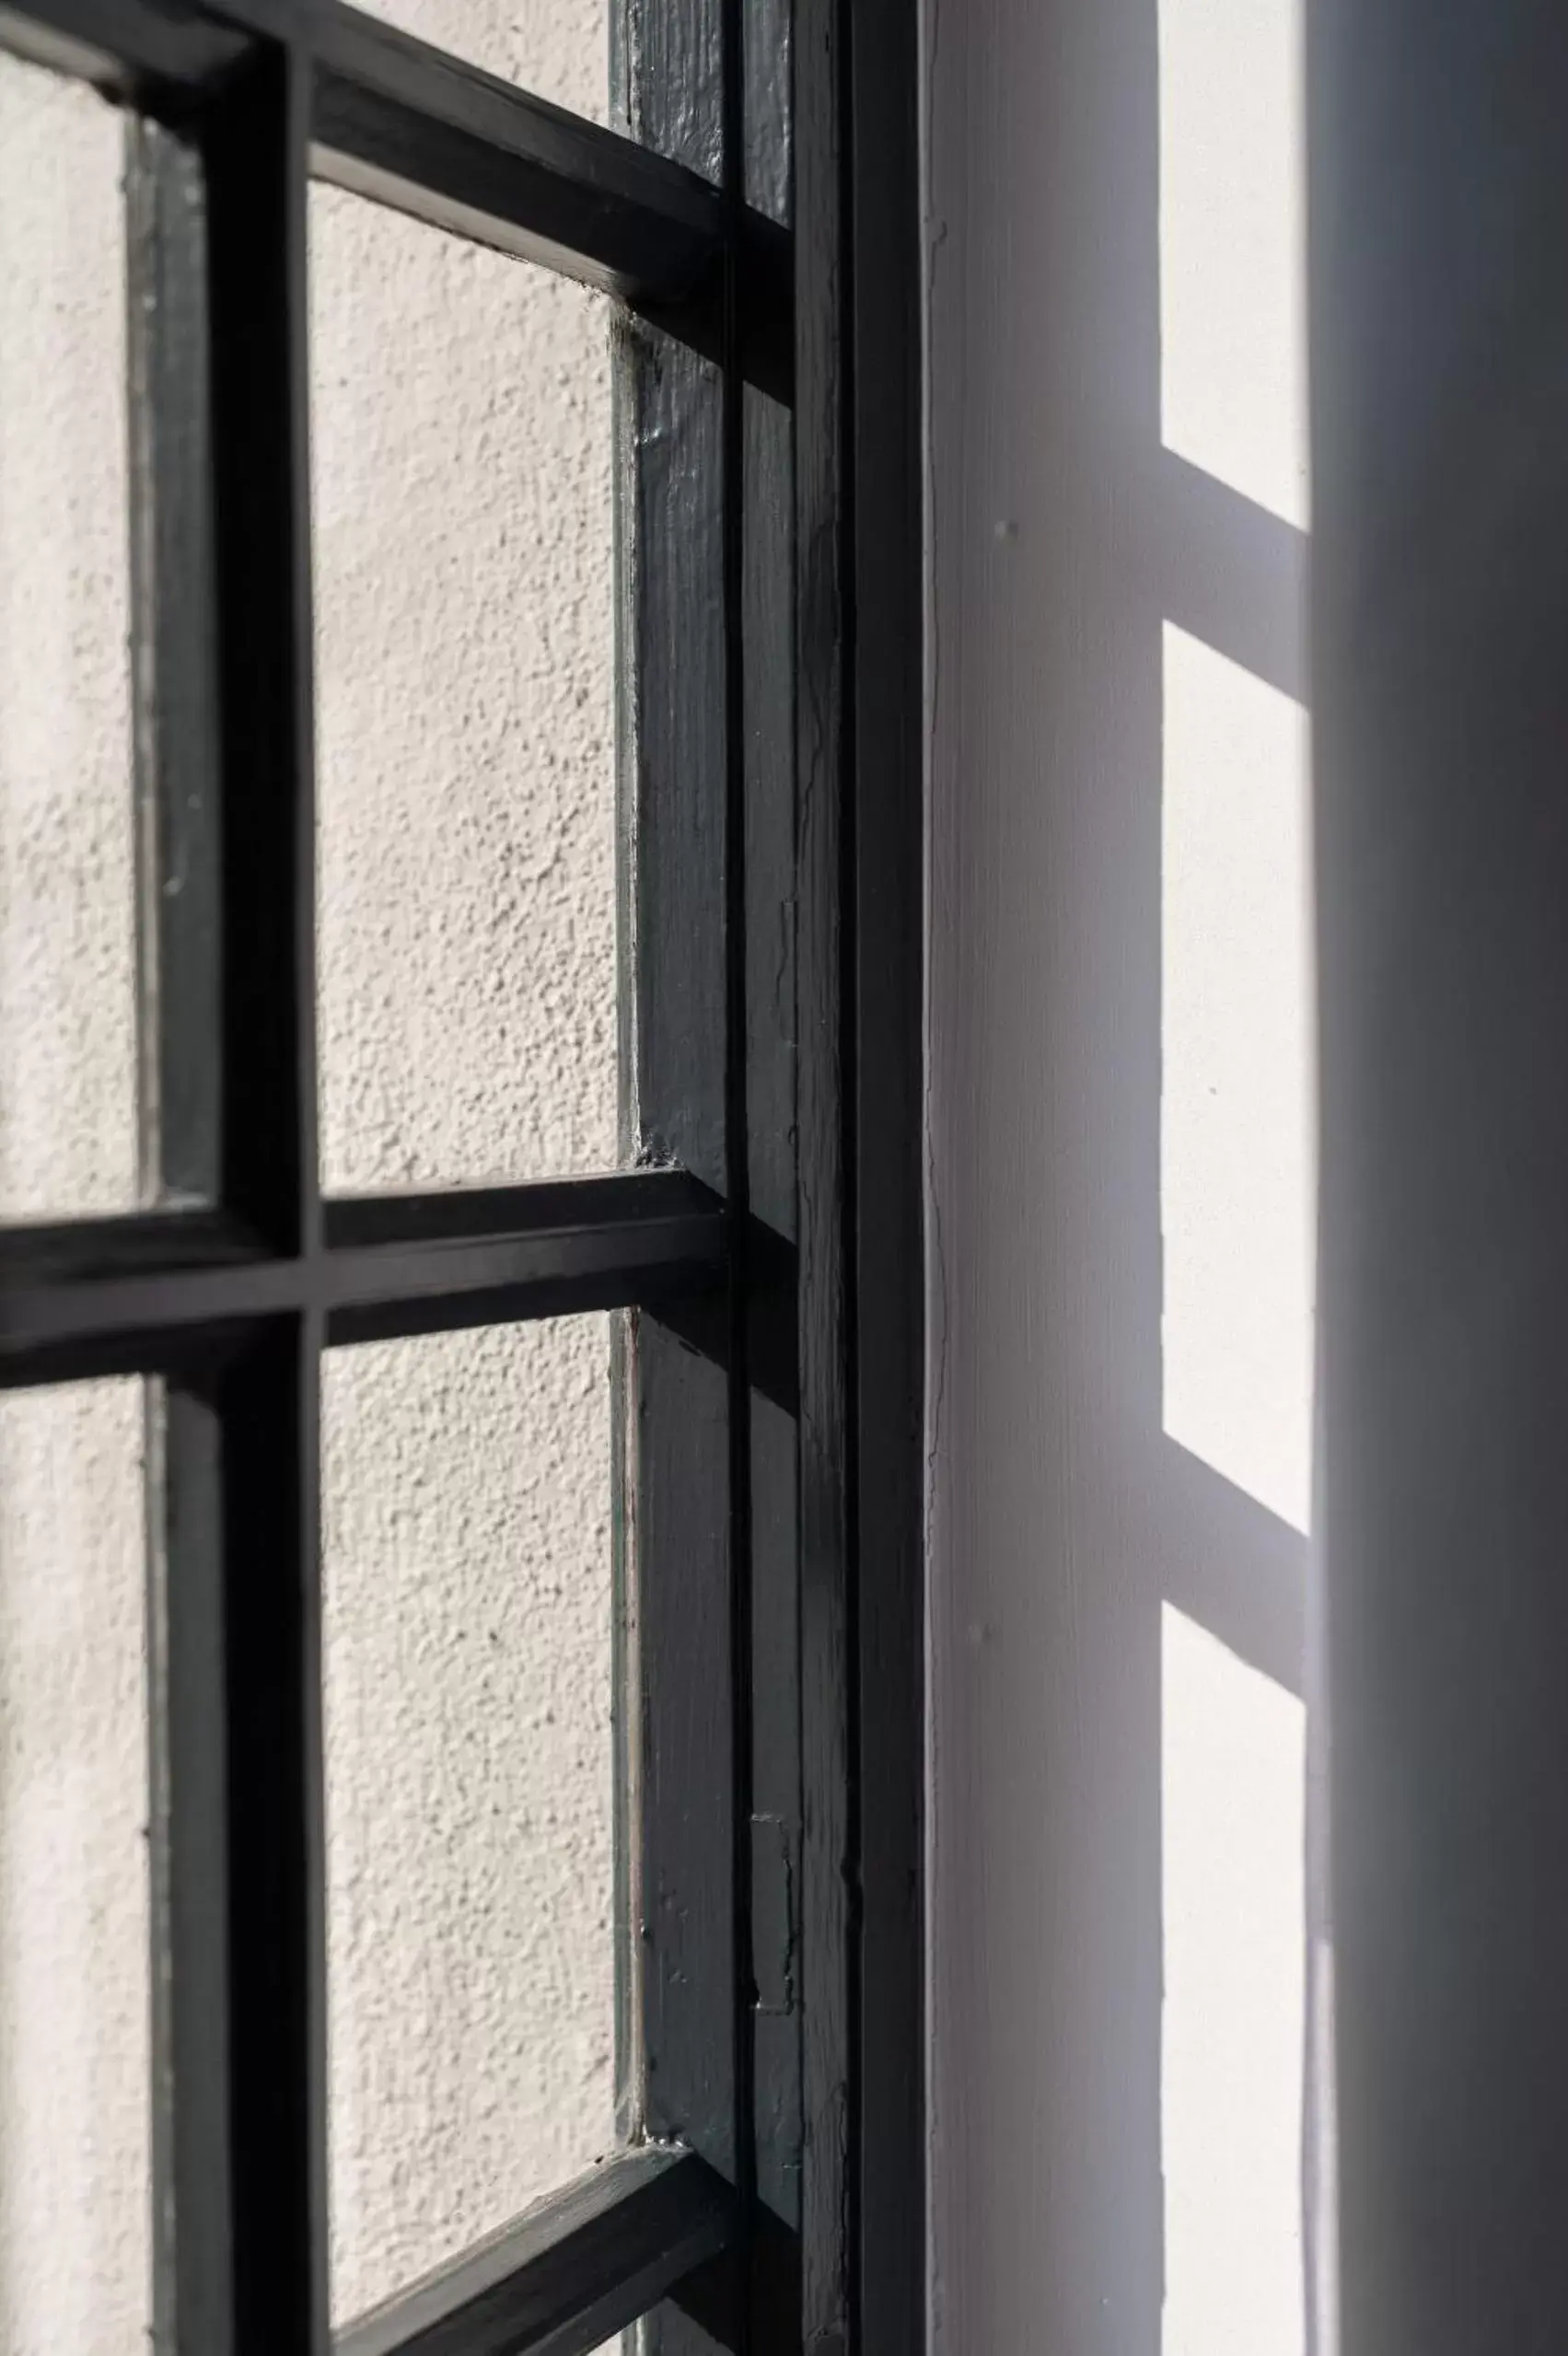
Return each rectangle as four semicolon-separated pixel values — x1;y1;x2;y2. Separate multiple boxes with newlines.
0;1;923;2350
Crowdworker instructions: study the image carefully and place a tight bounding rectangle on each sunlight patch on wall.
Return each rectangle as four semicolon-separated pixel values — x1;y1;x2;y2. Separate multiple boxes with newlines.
1162;1604;1306;2356
1161;623;1314;1533
1158;0;1308;528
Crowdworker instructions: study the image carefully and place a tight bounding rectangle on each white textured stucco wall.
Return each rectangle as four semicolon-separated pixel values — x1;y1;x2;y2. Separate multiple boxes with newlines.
355;0;609;122
0;1374;148;2356
321;1318;616;2321
2;0;620;2337
310;188;616;1198
0;55;136;1224
0;53;149;2356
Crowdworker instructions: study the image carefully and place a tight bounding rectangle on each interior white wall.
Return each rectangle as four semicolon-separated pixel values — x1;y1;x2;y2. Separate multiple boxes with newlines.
0;1;617;2339
925;0;1313;2349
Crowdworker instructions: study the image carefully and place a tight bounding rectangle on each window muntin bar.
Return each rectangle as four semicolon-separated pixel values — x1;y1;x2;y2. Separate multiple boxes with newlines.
0;1173;730;1384
336;2147;736;2356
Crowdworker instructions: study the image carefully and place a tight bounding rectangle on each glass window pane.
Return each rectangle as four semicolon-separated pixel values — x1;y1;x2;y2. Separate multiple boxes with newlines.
311;188;619;1193
0;56;136;1220
322;1317;619;2323
0;1377;150;2350
350;0;608;123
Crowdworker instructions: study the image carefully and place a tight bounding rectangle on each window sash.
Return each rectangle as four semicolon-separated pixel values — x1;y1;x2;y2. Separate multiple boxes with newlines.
0;0;923;2347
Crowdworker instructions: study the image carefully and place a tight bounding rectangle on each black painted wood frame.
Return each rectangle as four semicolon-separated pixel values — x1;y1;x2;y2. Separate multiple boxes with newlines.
0;1;923;2350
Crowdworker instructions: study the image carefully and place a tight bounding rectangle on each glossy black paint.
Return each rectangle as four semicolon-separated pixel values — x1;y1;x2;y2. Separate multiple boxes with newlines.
339;2151;738;2356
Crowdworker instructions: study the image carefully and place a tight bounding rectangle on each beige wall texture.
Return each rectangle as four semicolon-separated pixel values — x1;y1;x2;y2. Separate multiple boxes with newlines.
0;0;621;2339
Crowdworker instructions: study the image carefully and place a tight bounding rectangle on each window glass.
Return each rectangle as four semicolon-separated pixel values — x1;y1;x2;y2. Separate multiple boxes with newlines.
353;0;608;125
310;188;619;1193
322;1316;618;2321
0;1377;150;2353
0;54;136;1220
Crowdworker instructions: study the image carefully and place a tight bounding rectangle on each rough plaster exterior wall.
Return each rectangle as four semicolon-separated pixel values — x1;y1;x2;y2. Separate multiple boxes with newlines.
0;1378;148;2356
310;188;616;1196
1;0;619;2338
356;0;609;121
0;55;136;1221
0;52;150;2356
321;1319;615;2319
308;33;619;2309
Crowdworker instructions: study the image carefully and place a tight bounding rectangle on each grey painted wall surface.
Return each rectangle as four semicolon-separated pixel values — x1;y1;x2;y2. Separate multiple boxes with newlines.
0;0;619;2341
924;0;1314;2350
